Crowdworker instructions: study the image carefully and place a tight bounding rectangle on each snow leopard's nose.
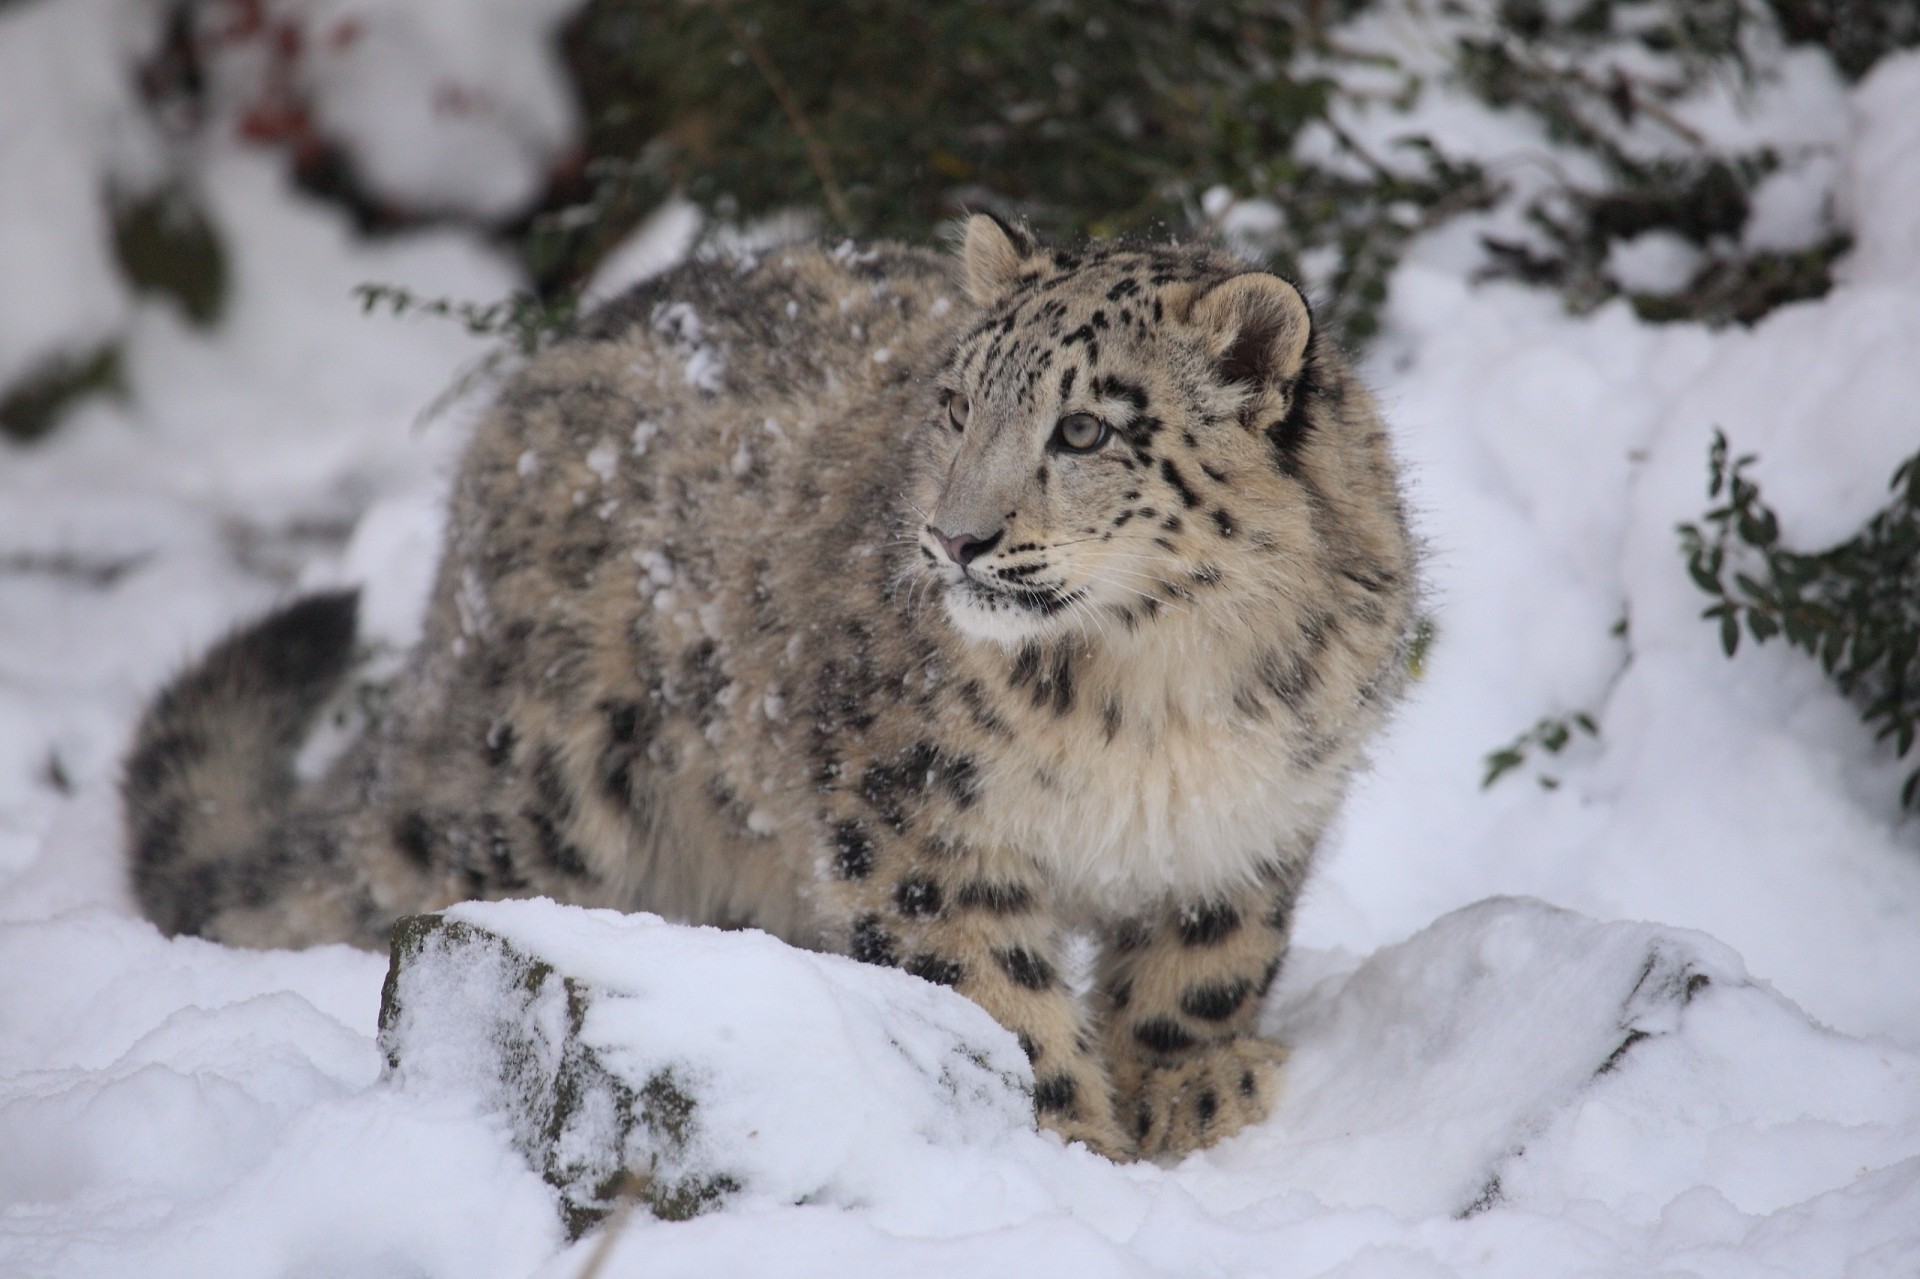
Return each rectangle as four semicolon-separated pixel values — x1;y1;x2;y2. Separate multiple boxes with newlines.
929;525;1003;566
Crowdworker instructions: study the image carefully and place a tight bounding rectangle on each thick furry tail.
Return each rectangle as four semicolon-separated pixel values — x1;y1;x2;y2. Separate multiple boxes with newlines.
123;590;360;936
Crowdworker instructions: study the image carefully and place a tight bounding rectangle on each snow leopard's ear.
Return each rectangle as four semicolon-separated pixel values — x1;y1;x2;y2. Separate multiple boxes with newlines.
957;212;1039;306
1188;273;1313;392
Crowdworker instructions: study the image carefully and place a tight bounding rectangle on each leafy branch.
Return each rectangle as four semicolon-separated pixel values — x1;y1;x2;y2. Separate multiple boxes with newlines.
353;284;578;356
1678;429;1920;809
1484;711;1599;789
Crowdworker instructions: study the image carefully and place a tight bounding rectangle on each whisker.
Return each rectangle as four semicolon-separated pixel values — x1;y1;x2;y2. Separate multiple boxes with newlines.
1069;590;1121;642
1077;566;1180;597
1077;570;1190;616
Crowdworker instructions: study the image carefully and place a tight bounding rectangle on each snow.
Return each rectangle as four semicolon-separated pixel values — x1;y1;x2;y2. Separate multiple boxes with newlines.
184;0;585;221
4;3;1920;1275
1604;231;1703;295
295;0;584;220
0;0;156;391
1841;53;1920;286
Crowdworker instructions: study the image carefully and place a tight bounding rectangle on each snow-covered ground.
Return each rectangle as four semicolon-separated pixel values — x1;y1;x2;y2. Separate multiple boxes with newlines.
3;2;1918;1274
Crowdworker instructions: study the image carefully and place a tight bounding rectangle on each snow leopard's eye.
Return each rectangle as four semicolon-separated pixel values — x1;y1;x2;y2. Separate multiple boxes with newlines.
1052;412;1108;453
942;392;971;433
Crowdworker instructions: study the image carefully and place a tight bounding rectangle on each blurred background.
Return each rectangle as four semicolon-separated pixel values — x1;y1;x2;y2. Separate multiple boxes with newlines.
7;0;1913;429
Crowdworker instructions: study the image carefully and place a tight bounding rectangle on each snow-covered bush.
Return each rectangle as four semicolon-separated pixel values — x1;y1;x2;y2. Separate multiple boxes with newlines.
533;0;1920;341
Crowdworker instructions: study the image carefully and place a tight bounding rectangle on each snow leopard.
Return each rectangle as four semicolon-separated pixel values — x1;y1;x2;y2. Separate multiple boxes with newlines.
123;215;1419;1161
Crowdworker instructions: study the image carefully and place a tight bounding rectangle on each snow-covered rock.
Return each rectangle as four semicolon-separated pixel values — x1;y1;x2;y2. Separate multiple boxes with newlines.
377;901;1033;1234
1254;899;1920;1230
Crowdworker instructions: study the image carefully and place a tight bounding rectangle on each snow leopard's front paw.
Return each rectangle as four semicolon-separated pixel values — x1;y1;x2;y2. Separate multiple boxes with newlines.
1114;1034;1287;1159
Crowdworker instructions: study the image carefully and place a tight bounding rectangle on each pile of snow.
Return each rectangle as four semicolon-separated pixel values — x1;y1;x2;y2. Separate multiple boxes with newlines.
6;892;1915;1275
2;1;1919;1273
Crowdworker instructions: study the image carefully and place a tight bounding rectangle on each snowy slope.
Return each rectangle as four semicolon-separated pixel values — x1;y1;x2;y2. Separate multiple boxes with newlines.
3;2;1920;1274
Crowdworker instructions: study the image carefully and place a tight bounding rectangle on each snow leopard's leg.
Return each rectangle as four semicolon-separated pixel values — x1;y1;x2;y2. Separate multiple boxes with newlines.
1094;855;1310;1159
816;819;1133;1159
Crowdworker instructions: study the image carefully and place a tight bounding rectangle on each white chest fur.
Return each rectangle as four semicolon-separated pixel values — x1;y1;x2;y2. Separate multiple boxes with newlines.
972;660;1354;913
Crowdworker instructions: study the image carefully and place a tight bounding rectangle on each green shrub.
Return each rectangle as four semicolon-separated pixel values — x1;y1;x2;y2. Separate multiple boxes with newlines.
317;0;1920;361
1679;431;1920;809
547;2;1333;251
531;0;1491;347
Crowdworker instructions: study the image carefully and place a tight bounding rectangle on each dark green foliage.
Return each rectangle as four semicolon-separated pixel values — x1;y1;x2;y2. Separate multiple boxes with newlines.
0;346;124;444
1625;231;1853;327
1484;711;1599;790
1764;0;1920;81
1679;431;1920;809
1462;0;1755;166
528;0;1488;346
545;0;1331;264
12;0;1886;452
5;178;225;447
513;0;1860;348
112;182;227;327
329;0;1900;359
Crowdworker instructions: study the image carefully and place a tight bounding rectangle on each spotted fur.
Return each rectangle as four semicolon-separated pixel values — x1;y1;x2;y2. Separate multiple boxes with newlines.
123;218;1419;1161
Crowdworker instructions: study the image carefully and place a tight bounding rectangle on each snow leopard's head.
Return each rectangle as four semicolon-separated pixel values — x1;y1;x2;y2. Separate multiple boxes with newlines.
911;214;1391;651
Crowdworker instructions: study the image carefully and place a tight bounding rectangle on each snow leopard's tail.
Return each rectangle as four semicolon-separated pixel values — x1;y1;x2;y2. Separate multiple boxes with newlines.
123;590;360;937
